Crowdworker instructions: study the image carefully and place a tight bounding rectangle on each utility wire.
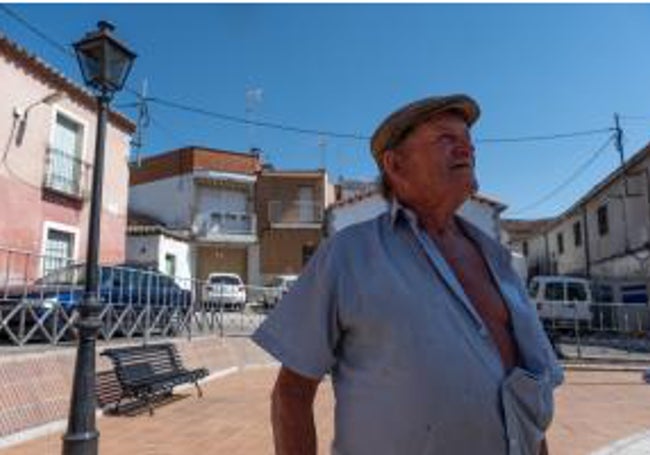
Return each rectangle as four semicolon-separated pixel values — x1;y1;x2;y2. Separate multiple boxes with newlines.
0;4;74;57
510;134;615;216
147;96;370;141
0;4;621;146
477;128;613;144
137;95;614;145
0;4;142;97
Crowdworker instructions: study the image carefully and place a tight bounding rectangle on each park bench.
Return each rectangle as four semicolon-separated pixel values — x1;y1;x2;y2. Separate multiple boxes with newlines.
101;342;209;415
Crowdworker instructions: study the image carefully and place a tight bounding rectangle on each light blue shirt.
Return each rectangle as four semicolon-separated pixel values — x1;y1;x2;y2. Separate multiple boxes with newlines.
252;202;563;455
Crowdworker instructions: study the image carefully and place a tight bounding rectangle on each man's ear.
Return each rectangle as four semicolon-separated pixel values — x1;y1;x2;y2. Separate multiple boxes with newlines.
382;149;402;184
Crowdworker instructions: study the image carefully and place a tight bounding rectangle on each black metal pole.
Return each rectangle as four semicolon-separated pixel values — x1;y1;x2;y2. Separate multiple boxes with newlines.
62;91;110;455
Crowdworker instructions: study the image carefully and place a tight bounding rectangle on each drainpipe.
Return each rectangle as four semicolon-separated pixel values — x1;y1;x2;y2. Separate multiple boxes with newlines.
582;204;591;279
544;231;550;275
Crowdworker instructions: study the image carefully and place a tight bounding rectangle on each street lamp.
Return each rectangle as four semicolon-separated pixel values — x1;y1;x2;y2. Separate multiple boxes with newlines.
62;21;135;455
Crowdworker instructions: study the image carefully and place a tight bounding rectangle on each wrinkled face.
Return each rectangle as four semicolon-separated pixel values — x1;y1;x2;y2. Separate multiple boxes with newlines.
382;111;477;210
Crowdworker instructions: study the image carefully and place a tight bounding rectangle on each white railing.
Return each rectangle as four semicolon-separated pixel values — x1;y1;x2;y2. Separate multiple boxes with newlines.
268;200;323;225
194;212;257;238
43;147;92;199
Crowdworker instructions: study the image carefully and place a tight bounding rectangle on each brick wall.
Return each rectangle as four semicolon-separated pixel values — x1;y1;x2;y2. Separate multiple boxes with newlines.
260;229;321;277
0;337;275;443
256;172;325;231
130;148;261;187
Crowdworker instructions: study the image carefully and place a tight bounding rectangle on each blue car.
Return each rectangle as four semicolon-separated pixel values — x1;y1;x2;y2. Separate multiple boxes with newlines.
0;263;192;343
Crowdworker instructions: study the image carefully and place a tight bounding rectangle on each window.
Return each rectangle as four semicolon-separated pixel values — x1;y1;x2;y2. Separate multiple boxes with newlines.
621;285;648;304
556;232;564;255
302;244;316;265
165;254;176;278
46;113;84;196
567;283;587;301
43;228;74;276
597;205;609;236
544;282;565;301
522;241;528;257
592;284;614;303
573;222;582;247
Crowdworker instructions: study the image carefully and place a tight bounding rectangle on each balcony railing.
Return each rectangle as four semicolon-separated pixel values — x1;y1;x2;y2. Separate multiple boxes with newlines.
268;200;323;226
194;212;257;240
43;147;92;199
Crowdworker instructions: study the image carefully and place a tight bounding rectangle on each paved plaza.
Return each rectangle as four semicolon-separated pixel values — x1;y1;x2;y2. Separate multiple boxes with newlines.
1;366;650;454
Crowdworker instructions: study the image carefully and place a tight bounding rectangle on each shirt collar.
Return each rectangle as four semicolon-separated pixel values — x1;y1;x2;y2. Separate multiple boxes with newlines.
389;197;419;230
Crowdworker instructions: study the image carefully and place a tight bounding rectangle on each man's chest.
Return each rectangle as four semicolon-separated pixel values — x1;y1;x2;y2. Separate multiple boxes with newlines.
434;233;520;369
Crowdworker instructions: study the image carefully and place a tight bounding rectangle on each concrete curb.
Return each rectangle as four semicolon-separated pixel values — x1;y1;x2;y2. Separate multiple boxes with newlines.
0;361;278;451
591;430;650;455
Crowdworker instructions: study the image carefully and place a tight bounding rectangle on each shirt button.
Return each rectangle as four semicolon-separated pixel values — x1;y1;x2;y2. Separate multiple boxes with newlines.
479;327;489;338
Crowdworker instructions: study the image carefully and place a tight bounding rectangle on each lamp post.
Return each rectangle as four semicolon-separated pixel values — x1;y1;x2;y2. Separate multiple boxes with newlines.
62;21;135;455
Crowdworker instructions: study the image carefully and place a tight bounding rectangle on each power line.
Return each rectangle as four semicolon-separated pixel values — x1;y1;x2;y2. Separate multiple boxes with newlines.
0;4;622;147
143;95;614;145
0;4;142;98
509;134;615;216
0;4;74;57
148;96;370;141
477;128;613;144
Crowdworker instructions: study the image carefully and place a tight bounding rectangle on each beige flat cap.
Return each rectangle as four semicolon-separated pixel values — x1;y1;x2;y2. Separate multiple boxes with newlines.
370;94;480;165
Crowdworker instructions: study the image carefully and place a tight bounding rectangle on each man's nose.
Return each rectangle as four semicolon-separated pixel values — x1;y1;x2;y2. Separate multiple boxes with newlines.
453;139;475;161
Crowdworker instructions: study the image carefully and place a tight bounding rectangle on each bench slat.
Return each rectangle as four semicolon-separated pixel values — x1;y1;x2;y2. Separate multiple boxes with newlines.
100;342;209;415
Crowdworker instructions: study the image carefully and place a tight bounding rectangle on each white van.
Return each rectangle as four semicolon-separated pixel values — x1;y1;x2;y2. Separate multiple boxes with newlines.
528;276;593;327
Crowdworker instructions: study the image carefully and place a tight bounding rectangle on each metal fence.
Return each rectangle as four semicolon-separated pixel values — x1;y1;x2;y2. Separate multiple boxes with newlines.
4;246;650;363
541;301;650;362
0;247;272;347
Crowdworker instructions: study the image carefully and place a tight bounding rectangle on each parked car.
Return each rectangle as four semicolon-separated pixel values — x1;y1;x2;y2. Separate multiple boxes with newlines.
262;274;298;308
0;263;191;342
528;275;593;328
203;273;247;311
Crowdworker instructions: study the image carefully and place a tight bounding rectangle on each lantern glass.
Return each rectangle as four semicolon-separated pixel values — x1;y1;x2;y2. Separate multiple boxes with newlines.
74;22;135;94
105;42;133;91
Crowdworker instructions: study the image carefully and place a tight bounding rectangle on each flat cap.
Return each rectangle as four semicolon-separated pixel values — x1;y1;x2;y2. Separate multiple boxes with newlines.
370;94;480;165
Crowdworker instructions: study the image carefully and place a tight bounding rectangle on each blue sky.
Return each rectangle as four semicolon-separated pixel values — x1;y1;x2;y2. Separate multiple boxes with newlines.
2;3;650;219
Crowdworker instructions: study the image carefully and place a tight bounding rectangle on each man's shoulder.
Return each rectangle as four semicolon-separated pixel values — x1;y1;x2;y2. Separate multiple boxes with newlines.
328;211;390;247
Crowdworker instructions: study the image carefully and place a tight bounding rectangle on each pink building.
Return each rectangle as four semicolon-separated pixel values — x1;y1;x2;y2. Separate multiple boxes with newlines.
0;34;135;281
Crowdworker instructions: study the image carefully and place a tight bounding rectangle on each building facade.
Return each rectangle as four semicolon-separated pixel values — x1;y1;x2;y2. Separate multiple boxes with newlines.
129;146;261;284
255;169;335;282
328;189;507;241
0;34;135;282
504;142;650;299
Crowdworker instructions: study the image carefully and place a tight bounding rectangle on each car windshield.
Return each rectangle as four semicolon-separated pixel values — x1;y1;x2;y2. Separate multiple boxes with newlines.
567;283;587;301
38;264;87;285
210;276;240;285
38;264;131;286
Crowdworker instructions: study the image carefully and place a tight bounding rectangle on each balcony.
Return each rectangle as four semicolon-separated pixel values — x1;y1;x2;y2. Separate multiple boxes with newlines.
42;147;92;200
193;211;257;243
268;200;323;228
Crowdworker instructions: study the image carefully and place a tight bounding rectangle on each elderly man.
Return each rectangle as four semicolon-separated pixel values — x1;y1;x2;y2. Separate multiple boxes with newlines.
252;94;563;455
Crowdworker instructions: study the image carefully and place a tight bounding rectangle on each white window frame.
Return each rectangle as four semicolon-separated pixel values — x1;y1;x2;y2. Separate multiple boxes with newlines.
40;221;80;276
47;107;90;196
49;106;89;161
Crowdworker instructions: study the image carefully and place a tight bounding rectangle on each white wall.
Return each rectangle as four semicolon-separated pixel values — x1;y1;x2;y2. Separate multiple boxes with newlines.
196;186;249;215
125;235;159;265
158;235;192;288
126;233;192;289
328;193;388;235
521;159;650;281
129;175;194;228
328;193;503;241
458;199;500;240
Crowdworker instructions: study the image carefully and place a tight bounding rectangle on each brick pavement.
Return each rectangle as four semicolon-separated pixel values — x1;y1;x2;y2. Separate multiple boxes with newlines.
2;367;650;455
